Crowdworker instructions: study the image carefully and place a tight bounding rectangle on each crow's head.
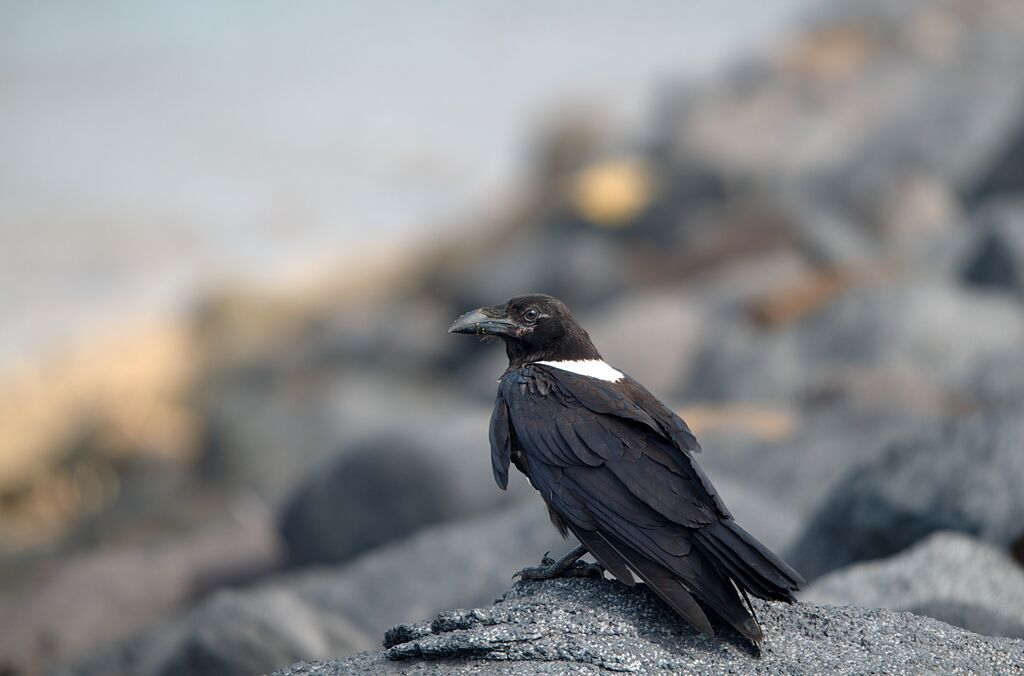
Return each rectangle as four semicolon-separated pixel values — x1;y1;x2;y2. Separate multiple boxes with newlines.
449;294;600;367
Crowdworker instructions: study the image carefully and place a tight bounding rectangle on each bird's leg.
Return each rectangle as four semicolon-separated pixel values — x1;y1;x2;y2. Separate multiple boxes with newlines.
513;544;605;581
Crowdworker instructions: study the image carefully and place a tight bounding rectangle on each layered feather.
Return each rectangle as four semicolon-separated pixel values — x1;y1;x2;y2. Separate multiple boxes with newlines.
493;364;805;645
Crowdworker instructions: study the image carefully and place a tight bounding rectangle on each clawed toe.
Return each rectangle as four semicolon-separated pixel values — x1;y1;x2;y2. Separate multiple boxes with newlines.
512;546;604;581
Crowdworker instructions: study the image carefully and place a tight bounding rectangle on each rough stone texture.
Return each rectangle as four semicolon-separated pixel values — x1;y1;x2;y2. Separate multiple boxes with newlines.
788;404;1024;580
805;531;1024;638
57;587;370;676
274;578;1024;675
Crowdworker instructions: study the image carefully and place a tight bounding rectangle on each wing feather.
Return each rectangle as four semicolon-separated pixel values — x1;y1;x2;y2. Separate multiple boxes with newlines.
488;394;511;489
497;366;798;644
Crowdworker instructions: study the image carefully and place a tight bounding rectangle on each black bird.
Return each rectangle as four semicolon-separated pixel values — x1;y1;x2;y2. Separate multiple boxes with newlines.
449;294;804;648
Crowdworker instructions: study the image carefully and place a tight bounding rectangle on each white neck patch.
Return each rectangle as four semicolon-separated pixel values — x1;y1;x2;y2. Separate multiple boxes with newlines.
534;359;624;383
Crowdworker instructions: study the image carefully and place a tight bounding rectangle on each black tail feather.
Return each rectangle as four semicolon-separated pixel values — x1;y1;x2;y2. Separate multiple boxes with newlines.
695;519;804;602
570;527;636;586
602;535;715;637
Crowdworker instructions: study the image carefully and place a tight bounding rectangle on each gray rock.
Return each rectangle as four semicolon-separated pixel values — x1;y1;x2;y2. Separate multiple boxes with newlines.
788;404;1024;580
205;366;526;564
0;507;279;676
57;587;370;676
283;462;802;636
288;500;569;639
805;531;1024;638
962;199;1024;297
683;311;803;404
684;280;1024;413
580;289;705;397
666;0;1024;214
961;348;1024;411
701;472;802;554
280;437;473;566
275;577;1024;675
59;501;566;676
697;407;930;517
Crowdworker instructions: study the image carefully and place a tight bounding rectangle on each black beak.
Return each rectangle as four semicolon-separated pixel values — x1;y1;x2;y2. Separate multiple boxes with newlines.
448;307;516;336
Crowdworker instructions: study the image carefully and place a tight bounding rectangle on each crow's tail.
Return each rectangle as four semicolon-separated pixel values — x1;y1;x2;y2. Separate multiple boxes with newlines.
694;518;805;603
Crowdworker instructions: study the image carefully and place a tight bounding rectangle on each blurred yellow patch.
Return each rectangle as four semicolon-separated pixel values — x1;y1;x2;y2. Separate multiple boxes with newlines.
570;157;655;228
680;403;796;443
0;324;198;547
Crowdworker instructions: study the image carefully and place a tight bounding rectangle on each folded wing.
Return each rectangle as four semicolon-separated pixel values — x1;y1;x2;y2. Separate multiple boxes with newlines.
492;365;804;644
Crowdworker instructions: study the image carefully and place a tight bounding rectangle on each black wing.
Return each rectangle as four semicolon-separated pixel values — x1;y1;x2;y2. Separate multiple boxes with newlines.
491;364;803;644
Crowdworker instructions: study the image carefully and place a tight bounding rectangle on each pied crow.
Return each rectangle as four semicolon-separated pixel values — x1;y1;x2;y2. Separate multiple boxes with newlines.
449;293;804;648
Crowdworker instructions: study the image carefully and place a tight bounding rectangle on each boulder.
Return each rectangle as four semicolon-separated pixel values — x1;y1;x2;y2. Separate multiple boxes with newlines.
61;500;567;676
280;437;474;566
274;577;1024;675
666;0;1024;217
287;500;568;639
579;289;705;397
56;588;370;676
962;199;1024;297
204;368;525;566
0;507;279;676
805;531;1024;638
961;348;1024;410
787;404;1024;580
696;407;929;516
284;467;801;634
699;472;801;554
684;279;1024;413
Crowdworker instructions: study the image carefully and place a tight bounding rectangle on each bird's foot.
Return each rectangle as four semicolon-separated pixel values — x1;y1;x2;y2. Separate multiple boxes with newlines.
513;545;604;581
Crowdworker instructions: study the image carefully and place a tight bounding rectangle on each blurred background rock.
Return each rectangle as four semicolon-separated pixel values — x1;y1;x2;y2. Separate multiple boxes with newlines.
2;1;1023;674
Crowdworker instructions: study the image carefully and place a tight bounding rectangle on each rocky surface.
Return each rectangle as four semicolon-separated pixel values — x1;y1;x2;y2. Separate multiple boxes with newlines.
962;199;1024;298
59;501;567;676
806;531;1024;638
11;1;1024;675
697;407;931;518
285;500;569;640
788;404;1024;580
0;507;280;676
58;587;370;676
280;436;484;566
683;279;1024;412
274;578;1024;675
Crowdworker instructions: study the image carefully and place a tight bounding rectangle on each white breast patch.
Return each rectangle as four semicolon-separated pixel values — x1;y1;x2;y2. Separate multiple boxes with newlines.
534;359;624;383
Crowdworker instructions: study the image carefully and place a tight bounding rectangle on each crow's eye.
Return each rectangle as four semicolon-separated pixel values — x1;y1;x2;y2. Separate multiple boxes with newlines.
523;308;540;322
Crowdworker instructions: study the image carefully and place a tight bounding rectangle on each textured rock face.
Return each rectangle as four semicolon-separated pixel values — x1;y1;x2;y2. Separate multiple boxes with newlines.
274;578;1024;675
788;404;1024;580
805;531;1024;638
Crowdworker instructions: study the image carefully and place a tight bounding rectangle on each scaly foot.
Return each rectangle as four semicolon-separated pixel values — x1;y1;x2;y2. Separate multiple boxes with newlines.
513;545;605;581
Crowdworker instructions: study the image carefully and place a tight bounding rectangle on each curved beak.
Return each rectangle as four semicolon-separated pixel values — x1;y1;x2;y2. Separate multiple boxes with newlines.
448;307;516;336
